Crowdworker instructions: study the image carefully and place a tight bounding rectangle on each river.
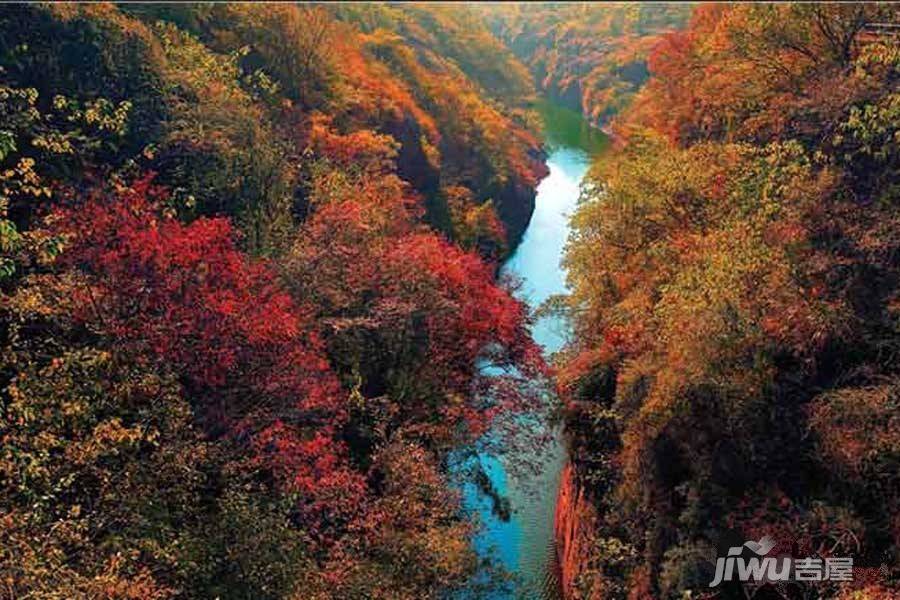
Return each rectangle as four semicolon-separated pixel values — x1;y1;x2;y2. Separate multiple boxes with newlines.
458;102;607;599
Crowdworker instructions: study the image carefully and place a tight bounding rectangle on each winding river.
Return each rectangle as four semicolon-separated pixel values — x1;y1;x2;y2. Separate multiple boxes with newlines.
460;102;607;599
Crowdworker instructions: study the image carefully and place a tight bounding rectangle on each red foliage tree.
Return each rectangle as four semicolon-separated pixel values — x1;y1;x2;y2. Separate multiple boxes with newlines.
49;178;368;546
287;198;545;446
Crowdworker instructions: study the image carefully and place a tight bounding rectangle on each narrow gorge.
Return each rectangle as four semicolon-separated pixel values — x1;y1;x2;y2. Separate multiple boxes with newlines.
2;4;898;600
461;101;607;599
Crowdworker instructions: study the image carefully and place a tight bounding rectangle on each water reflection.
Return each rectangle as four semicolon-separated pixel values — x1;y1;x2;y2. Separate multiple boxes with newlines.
460;102;607;599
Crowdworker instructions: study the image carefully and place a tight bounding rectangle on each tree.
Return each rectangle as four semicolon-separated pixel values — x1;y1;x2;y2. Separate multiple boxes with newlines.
560;5;900;597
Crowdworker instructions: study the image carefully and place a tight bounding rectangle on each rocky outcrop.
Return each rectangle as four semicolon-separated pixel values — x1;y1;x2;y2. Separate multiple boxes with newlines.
389;112;546;255
388;114;441;199
492;177;538;251
555;462;601;599
546;79;586;117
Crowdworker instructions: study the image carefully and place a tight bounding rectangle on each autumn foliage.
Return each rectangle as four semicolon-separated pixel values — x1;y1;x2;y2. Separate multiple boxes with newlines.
0;3;547;598
560;4;900;599
480;4;690;126
3;3;897;599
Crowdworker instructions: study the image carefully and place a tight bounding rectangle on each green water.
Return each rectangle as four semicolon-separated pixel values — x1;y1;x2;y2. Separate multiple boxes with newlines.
533;100;610;156
461;101;607;599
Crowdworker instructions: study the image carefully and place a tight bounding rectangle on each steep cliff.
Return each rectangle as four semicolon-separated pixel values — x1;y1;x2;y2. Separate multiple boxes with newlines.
555;463;599;598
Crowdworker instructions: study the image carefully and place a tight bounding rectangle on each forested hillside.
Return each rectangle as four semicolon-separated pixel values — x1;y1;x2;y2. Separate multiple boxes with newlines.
560;4;900;599
479;3;690;127
0;4;550;597
3;3;899;600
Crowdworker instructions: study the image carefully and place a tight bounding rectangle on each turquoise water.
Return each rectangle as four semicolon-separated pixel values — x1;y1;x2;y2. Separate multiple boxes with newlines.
459;102;607;599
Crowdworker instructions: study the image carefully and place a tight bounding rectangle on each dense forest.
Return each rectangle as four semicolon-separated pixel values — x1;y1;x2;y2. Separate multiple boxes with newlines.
1;3;899;600
559;4;900;599
479;3;690;127
0;4;550;598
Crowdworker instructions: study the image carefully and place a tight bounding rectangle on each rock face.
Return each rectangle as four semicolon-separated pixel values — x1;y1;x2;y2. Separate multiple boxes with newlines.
389;111;545;256
546;79;585;117
554;462;598;599
493;177;538;251
388;114;441;199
